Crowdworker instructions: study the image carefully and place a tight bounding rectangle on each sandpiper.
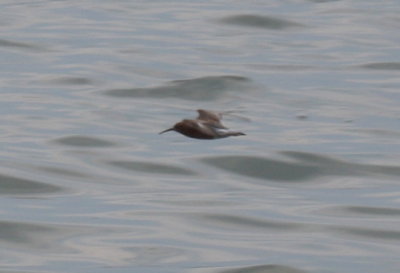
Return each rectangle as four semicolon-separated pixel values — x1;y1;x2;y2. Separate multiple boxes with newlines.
159;109;245;139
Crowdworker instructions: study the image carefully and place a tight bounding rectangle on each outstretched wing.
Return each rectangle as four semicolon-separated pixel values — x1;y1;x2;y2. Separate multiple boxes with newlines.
197;109;221;121
196;109;227;129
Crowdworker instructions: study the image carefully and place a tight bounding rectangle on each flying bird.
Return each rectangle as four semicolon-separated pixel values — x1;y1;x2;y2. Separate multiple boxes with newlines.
159;109;245;139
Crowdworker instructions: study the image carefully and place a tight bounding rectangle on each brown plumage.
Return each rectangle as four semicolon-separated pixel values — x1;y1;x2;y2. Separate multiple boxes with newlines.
159;109;245;139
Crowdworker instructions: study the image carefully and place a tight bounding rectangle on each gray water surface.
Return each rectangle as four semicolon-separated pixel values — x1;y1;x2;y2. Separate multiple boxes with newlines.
1;1;400;273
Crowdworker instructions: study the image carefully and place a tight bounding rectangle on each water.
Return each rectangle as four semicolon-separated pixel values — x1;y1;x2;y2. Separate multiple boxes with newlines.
1;0;400;272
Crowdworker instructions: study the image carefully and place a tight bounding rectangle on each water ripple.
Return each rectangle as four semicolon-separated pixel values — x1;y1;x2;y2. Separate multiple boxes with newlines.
360;62;400;71
108;160;197;176
39;166;89;178
0;219;130;266
42;76;94;86
308;0;339;2
104;75;251;101
195;213;304;231
319;205;400;217
219;14;304;30
0;220;82;250
0;38;47;52
200;155;321;182
282;151;400;177
52;135;116;148
0;174;63;195
344;206;400;216
330;226;400;241
200;152;400;182
217;264;309;273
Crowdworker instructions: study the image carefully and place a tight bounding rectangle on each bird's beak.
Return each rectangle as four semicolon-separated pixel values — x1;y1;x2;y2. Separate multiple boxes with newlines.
159;128;175;134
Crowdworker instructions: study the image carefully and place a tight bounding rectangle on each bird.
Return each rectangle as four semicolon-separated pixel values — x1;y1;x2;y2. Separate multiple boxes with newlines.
159;109;245;139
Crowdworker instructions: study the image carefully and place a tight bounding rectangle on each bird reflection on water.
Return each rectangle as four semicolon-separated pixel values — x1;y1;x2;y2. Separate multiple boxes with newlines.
159;109;245;139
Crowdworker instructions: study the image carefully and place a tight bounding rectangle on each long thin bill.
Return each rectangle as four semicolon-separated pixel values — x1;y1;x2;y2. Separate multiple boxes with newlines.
159;128;174;134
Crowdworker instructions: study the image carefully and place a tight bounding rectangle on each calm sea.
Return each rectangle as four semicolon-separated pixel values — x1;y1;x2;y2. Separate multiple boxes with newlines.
1;1;400;272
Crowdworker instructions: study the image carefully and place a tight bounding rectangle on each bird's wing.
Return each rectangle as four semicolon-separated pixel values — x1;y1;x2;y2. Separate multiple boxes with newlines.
197;109;222;122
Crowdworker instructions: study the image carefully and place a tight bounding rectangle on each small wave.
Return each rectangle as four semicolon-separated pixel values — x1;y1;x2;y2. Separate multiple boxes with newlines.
0;38;47;52
0;173;63;195
43;76;93;86
201;152;400;182
218;264;309;273
195;213;304;231
330;226;400;241
108;160;196;176
200;155;321;182
219;14;304;30
359;62;400;71
318;205;400;218
104;75;251;101
52;135;116;148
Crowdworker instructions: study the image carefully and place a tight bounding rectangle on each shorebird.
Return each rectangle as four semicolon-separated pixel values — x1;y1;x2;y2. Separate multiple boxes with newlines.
159;109;245;139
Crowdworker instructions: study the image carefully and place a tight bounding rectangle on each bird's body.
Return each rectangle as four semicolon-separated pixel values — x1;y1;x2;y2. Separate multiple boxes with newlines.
159;109;245;139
